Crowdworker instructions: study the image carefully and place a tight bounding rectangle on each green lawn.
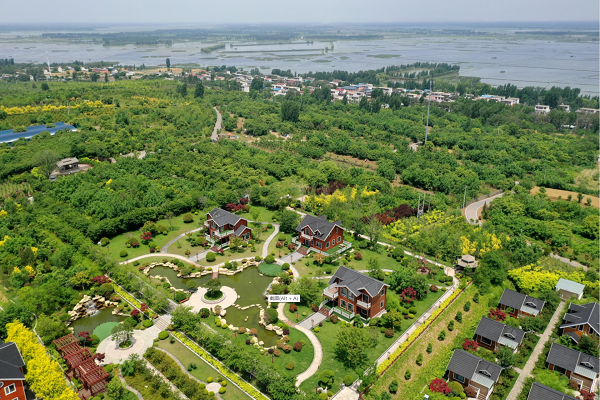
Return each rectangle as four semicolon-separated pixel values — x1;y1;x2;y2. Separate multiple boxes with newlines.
258;263;283;276
267;232;296;259
283;303;315;323
247;206;279;224
203;246;258;266
157;339;250;400
104;213;205;261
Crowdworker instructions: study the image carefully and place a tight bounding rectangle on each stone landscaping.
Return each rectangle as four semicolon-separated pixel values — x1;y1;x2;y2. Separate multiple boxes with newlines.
67;294;120;323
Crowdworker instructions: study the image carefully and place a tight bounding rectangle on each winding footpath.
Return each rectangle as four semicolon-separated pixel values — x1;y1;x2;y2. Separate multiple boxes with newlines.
161;227;203;253
211;107;222;143
464;192;504;225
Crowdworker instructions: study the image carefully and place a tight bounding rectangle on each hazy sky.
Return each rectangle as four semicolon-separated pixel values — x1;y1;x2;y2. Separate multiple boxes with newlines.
1;0;599;25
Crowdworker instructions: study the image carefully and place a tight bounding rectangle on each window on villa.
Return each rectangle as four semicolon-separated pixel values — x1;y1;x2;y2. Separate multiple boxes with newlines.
453;374;465;383
341;288;347;297
348;304;354;313
5;384;16;395
554;366;567;375
317;242;322;249
337;237;341;243
340;300;347;309
380;288;385;296
480;337;493;346
325;242;329;248
362;294;369;303
348;292;354;301
479;370;491;378
578;325;584;331
335;228;338;233
380;301;384;309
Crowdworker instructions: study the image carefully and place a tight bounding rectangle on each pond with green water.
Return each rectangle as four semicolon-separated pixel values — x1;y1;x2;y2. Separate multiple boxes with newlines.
69;308;127;341
150;266;279;346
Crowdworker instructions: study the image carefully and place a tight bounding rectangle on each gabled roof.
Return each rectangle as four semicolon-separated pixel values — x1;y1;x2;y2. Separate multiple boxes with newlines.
547;343;599;379
207;207;244;227
446;349;502;389
0;342;25;380
234;225;251;236
527;382;577;400
560;302;599;335
555;279;585;296
328;266;387;298
499;289;545;316
296;214;342;241
475;317;525;349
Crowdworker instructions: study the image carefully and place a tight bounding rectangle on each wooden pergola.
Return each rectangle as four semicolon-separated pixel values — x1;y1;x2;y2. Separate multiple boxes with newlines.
53;334;78;352
64;347;93;371
58;341;82;357
81;366;109;397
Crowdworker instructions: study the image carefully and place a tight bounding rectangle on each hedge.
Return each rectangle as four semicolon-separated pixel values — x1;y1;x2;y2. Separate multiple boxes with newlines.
172;331;269;400
113;284;157;318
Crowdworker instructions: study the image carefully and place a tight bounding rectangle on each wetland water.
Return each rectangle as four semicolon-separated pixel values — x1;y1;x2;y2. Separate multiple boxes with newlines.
150;265;279;346
1;36;598;95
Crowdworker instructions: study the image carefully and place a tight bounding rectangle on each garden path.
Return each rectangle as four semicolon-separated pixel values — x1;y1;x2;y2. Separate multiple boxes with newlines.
279;251;305;265
162;227;203;253
505;301;565;400
154;347;223;399
211;107;222;143
331;387;360;400
118;375;144;400
276;302;323;387
262;224;279;258
121;253;203;267
187;286;238;312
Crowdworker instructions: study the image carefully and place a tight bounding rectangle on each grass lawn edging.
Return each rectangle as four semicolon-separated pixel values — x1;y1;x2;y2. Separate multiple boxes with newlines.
374;283;468;377
171;331;269;400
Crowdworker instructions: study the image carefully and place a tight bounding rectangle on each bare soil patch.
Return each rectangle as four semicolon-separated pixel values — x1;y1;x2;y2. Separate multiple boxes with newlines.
531;186;599;208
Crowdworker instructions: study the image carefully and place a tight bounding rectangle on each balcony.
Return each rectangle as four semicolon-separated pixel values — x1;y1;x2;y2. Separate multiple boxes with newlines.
357;300;371;309
323;286;338;300
204;221;210;228
214;229;234;238
300;232;313;241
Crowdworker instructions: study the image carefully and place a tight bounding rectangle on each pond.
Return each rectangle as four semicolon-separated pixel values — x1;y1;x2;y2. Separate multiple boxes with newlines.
69;308;127;342
149;266;279;346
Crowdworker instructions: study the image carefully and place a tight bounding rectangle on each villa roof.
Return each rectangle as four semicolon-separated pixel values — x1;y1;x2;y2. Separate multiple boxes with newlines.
555;279;585;296
499;289;545;316
446;349;502;389
207;207;243;227
560;302;599;336
328;266;387;298
527;383;577;400
475;317;525;349
547;343;599;379
57;157;79;167
0;342;25;380
296;214;342;241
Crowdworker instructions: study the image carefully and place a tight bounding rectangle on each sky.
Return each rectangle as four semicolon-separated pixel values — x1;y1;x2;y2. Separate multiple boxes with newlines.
0;0;599;25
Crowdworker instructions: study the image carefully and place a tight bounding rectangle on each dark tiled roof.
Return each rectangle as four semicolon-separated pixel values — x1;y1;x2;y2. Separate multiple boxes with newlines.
207;207;243;227
0;342;25;380
475;317;525;345
328;266;387;297
234;225;250;236
296;215;342;241
527;383;577;400
560;302;599;334
547;343;599;374
446;350;502;387
499;289;545;312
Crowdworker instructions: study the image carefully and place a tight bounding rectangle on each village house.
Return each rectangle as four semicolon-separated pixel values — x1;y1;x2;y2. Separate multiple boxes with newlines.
535;104;551;114
294;214;351;255
205;207;252;249
323;266;388;320
0;342;27;400
498;289;545;318
474;317;525;353
527;382;577;400
446;349;503;400
555;279;585;300
56;157;79;173
576;108;599;114
559;302;599;344
546;343;599;392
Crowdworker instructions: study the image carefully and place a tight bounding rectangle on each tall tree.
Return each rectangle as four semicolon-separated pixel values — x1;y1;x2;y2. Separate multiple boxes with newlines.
166;58;171;69
334;326;378;369
36;150;59;178
194;82;205;98
281;101;300;123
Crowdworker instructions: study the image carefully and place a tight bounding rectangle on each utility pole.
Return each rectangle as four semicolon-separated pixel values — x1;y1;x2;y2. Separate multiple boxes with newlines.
462;186;468;209
417;193;422;219
424;80;432;144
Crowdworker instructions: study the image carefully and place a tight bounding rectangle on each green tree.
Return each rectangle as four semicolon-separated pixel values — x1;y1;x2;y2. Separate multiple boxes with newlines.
166;58;171;69
367;257;383;280
383;309;402;331
497;345;516;368
275;210;300;234
334;326;377;369
377;159;396;181
36;150;59;178
291;277;321;307
318;370;335;387
178;82;187;97
194;82;205;98
205;279;222;295
281;101;300;123
105;377;124;399
41;82;49;91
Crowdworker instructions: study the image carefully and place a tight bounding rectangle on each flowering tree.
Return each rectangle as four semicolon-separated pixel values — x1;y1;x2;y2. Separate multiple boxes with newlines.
140;231;153;244
463;339;479;352
579;390;596;400
94;353;105;362
400;287;418;304
91;275;110;285
140;303;149;313
78;331;91;346
130;309;140;318
430;378;451;394
489;308;507;321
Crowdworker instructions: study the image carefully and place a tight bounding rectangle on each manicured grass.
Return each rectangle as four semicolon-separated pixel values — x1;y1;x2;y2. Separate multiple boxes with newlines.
299;320;399;394
203;247;257;266
247;205;279;224
157;339;250;400
267;232;296;259
283;304;315;324
365;284;504;399
258;263;283;276
124;373;174;400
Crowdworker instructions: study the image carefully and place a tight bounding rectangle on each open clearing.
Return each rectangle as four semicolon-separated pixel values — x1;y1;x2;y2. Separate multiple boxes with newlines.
530;187;599;208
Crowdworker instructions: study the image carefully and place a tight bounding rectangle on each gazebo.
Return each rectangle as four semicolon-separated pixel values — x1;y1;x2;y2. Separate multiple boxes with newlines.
456;254;478;269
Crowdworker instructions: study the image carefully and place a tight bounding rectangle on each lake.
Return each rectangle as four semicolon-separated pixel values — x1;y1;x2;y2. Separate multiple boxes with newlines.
1;35;598;95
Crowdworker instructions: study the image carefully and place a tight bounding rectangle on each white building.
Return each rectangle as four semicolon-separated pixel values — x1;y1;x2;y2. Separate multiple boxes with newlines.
535;105;551;114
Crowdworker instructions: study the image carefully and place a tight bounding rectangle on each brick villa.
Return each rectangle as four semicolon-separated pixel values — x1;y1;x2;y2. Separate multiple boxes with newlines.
559;302;599;344
0;342;27;400
323;266;388;320
294;214;352;256
498;289;545;318
205;207;252;248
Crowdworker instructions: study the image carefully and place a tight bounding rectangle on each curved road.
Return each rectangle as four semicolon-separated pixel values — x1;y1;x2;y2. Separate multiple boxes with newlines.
161;227;203;253
211;106;222;143
464;192;504;225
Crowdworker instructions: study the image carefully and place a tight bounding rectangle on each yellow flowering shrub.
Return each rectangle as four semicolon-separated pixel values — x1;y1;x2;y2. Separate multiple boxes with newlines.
508;264;598;292
13;267;21;274
0;235;9;246
0;210;7;218
460;230;503;255
304;186;378;215
24;266;36;276
0;101;109;115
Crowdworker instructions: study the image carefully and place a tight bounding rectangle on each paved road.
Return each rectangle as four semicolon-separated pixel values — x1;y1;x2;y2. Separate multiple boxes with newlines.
464;192;504;225
262;224;279;258
211;107;222;142
506;301;565;400
277;302;323;387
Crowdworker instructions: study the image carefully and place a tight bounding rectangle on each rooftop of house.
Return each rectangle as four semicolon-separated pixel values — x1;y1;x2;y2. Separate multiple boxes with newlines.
0;342;25;380
499;289;545;316
555;278;585;296
560;302;599;335
446;349;503;389
527;382;577;400
547;343;599;379
56;157;79;167
475;317;525;349
206;207;244;228
328;266;388;298
295;214;342;241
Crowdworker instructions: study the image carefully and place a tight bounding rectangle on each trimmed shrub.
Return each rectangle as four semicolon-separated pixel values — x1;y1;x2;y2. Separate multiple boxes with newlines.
438;330;446;341
430;285;438;292
183;213;194;223
289;304;298;312
447;320;454;331
143;319;153;328
282;263;290;270
207;377;213;383
254;255;262;261
274;349;281;357
218;387;226;394
473;292;479;303
416;353;423;366
465;387;477;397
120;250;128;258
344;375;354;386
330;314;338;324
206;252;216;262
286;363;295;370
314;327;320;333
359;241;368;249
404;370;411;380
158;331;169;340
389;379;399;393
293;341;302;352
265;254;275;264
354;252;363;260
455;312;463;323
175;292;187;302
100;237;109;246
282;345;292;353
426;343;433;353
464;301;471;312
319;393;328;400
385;329;394;338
